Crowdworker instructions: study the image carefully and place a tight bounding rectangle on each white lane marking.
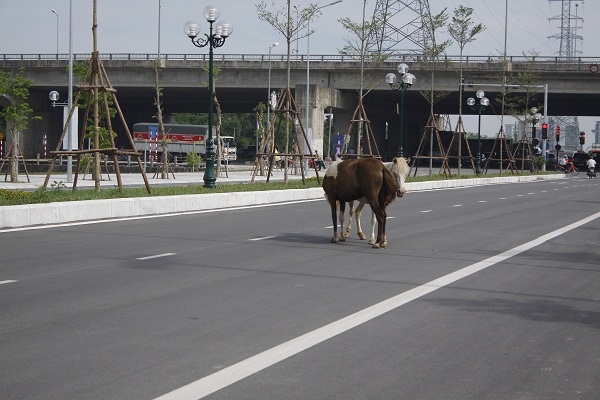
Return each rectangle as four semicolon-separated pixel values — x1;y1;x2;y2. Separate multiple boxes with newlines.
249;236;276;241
478;200;487;203
420;210;433;213
499;197;507;200
0;280;17;285
136;253;176;260
153;210;600;400
452;204;463;207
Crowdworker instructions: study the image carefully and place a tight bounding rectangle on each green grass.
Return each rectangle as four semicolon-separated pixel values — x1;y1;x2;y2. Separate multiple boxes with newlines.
0;171;555;207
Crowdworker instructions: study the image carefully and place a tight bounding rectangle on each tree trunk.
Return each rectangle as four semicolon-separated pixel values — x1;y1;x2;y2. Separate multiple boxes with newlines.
154;64;168;179
9;126;18;183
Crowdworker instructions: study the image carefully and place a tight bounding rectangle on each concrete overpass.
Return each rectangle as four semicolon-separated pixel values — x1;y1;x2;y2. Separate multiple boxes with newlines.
1;53;599;158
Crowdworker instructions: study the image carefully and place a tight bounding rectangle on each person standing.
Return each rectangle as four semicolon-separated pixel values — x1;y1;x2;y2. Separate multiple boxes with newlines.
314;151;326;170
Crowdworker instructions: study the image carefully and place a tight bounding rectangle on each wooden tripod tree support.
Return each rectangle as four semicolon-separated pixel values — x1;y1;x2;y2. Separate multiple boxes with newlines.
251;86;320;185
0;141;30;183
446;117;476;175
43;1;150;194
512;129;537;173
482;127;517;175
338;101;380;160
410;114;451;177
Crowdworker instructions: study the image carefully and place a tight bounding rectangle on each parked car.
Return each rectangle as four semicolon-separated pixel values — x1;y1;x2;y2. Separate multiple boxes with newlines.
588;150;600;164
572;151;590;171
546;154;557;169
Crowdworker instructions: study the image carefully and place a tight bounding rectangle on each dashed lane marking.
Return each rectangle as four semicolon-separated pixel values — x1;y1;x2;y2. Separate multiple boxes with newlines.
136;253;176;260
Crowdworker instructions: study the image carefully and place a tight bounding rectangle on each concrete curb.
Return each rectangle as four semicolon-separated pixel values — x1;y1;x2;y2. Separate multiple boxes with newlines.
0;174;563;229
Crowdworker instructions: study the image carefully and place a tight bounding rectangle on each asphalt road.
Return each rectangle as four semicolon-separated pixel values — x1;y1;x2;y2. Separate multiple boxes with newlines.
1;176;599;399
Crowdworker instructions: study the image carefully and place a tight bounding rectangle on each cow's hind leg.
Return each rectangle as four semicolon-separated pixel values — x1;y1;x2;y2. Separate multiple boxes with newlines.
368;210;377;245
328;198;340;243
354;200;367;240
368;200;387;249
338;201;347;242
344;201;355;239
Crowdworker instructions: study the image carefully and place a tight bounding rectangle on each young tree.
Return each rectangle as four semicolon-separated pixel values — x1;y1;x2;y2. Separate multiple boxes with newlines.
447;5;484;174
448;5;485;121
412;8;452;174
256;0;319;183
69;61;118;181
256;1;319;90
419;8;452;115
0;68;39;182
153;60;169;179
336;0;387;157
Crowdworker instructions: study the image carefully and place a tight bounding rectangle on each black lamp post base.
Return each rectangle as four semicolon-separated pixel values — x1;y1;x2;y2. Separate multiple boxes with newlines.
203;156;217;188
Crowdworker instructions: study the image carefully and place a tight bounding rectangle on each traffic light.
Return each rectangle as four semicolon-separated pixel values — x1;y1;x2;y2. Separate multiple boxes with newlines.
556;125;561;143
580;131;586;145
541;123;548;139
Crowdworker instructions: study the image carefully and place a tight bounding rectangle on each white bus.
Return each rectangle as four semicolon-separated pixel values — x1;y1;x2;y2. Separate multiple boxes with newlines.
132;123;237;160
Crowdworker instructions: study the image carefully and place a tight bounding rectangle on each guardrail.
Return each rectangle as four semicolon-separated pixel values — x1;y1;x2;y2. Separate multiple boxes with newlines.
1;53;600;65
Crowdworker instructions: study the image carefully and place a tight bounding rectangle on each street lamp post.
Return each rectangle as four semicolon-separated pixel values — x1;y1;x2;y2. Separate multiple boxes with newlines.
184;7;233;188
530;107;541;141
385;63;416;157
467;90;489;174
158;0;162;58
51;9;59;54
266;41;279;151
530;107;542;172
48;2;74;182
306;0;342;157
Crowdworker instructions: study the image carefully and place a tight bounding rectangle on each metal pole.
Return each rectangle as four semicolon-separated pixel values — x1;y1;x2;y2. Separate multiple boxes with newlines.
476;109;482;174
158;0;162;58
398;87;405;157
267;43;277;152
306;1;342;158
51;9;59;54
204;21;216;188
306;17;311;158
67;1;73;182
542;84;548;171
327;106;333;159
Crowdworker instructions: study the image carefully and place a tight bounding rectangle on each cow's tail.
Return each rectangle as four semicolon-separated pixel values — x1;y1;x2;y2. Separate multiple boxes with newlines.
381;168;400;207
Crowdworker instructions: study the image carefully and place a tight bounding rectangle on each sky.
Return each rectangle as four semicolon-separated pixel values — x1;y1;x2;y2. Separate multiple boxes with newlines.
1;0;598;140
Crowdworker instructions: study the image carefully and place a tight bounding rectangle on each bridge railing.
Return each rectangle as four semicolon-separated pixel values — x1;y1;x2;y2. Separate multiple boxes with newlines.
2;53;600;65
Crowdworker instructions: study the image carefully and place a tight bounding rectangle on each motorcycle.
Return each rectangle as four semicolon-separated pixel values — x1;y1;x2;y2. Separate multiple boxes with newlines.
587;167;596;179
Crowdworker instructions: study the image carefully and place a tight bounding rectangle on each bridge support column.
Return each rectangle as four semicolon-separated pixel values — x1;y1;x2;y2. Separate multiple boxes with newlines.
295;84;356;159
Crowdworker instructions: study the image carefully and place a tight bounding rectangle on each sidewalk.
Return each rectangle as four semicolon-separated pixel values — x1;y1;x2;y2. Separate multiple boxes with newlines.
0;163;315;191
